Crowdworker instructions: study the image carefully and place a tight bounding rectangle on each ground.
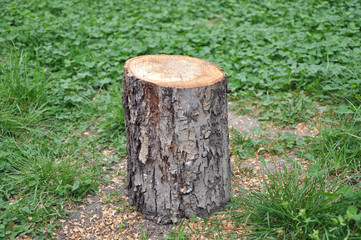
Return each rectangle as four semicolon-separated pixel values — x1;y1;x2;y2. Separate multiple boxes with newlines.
53;105;317;240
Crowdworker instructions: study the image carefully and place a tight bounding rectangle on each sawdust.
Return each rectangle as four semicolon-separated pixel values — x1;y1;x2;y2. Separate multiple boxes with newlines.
55;159;172;240
53;155;261;239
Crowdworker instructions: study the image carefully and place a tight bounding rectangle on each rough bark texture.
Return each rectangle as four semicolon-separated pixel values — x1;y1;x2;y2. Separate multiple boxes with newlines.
122;56;231;224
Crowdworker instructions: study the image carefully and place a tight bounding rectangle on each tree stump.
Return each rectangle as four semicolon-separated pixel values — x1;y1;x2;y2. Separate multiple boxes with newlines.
122;55;231;224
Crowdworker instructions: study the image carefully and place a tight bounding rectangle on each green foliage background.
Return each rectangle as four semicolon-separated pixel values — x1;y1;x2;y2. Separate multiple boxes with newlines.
0;0;360;239
1;0;360;105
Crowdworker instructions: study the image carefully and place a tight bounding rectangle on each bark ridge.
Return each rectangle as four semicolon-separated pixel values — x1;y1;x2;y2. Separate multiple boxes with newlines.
122;56;231;224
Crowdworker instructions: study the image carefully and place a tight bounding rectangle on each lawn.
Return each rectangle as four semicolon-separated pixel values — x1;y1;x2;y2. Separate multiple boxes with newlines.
0;0;360;239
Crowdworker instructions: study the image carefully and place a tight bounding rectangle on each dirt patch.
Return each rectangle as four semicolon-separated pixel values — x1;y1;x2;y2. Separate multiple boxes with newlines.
228;110;318;138
228;111;260;134
55;109;315;239
56;159;172;240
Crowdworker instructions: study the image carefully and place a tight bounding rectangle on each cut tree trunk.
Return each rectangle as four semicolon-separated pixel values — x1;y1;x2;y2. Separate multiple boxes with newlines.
122;55;231;224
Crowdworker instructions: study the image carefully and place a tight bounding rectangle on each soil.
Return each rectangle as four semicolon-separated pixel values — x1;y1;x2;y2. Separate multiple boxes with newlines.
53;108;318;240
56;160;173;240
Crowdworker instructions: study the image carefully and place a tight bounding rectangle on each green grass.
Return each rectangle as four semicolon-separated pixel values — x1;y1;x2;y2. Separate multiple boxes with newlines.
0;50;48;107
0;48;121;238
0;137;98;238
230;127;306;159
229;91;320;126
231;165;361;239
0;51;47;136
308;106;361;171
0;0;360;238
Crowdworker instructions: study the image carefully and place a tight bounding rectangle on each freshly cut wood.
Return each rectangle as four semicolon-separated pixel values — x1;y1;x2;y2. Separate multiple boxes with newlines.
122;55;231;224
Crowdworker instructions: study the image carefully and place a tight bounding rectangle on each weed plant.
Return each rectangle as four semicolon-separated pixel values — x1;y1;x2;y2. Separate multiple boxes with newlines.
0;51;49;107
96;83;126;147
0;51;48;136
307;102;361;172
231;165;361;239
0;49;104;238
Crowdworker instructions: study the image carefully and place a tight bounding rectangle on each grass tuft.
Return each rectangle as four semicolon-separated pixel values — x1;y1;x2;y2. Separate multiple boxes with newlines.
308;104;361;171
231;165;361;239
0;50;49;108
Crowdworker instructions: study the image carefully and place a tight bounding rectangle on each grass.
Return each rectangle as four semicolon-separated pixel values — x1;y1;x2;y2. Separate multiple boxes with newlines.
0;51;48;107
0;49;122;238
307;107;361;171
230;127;306;159
231;165;361;239
0;51;47;136
0;0;360;238
229;91;320;126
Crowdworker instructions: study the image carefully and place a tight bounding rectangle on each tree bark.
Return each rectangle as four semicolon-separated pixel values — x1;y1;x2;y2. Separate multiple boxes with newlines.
122;55;231;224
